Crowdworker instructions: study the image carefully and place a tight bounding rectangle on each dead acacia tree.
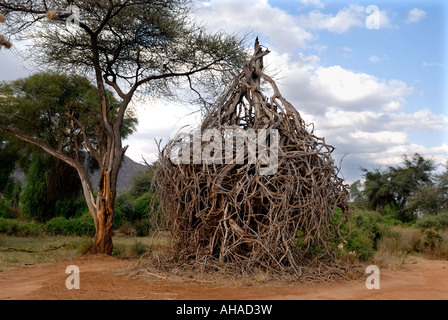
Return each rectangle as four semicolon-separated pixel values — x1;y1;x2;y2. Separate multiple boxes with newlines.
154;39;350;277
0;0;246;254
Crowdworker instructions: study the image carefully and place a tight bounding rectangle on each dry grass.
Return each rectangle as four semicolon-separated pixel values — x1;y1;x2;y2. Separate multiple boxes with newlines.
0;235;85;271
372;226;448;268
0;233;168;271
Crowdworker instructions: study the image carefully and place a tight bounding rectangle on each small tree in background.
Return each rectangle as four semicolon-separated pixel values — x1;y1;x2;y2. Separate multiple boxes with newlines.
353;153;442;221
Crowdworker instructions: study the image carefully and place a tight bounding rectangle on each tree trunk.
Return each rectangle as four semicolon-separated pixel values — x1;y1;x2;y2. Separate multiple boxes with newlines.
90;188;115;254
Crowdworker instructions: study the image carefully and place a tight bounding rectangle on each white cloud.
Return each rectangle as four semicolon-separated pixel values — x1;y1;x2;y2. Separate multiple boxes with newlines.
405;8;427;24
299;4;365;33
300;0;325;9
123;100;201;164
265;53;414;115
192;0;312;51
193;2;396;51
378;10;395;29
259;51;446;182
423;61;443;67
369;55;380;63
122;49;446;183
365;8;396;29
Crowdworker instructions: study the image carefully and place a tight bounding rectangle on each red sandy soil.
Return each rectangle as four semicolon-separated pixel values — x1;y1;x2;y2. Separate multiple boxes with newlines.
0;255;447;300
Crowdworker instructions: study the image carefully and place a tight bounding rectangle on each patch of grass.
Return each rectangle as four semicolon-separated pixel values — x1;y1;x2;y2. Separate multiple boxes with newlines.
0;235;85;271
0;233;169;271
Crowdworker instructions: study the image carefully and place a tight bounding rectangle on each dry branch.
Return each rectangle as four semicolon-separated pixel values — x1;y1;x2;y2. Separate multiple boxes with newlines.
152;39;350;279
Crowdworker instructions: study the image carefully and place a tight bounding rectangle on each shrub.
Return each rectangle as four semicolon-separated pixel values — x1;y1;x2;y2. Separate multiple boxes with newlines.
115;195;137;222
134;193;150;219
113;208;124;229
45;216;66;235
341;210;390;262
381;203;401;221
45;213;95;237
0;218;42;237
437;213;448;229
134;219;151;237
54;197;88;219
130;240;149;257
0;201;14;219
396;227;422;253
118;221;134;236
112;244;126;258
345;229;375;262
2;179;22;209
22;157;50;221
78;237;93;255
423;229;443;251
416;214;448;231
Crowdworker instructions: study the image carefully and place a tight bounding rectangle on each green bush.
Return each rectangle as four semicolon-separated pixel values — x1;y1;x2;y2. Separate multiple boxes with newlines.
134;219;151;237
115;195;137;222
54;197;88;219
423;229;443;251
416;214;448;231
45;213;95;237
2;179;22;209
130;240;149;257
437;213;448;229
113;208;124;229
345;228;375;261
112;244;126;258
0;218;42;236
0;201;14;219
381;203;401;221
22;157;51;221
134;193;150;219
341;210;391;262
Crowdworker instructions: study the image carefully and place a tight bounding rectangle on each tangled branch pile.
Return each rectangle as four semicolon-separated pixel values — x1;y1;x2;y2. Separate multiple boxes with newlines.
153;39;350;278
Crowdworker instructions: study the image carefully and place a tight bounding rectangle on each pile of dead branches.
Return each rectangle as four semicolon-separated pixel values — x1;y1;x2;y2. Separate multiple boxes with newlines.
152;39;350;277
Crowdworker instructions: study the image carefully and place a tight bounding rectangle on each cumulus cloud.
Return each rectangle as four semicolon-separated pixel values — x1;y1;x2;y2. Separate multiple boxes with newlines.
123;101;201;163
261;51;446;182
405;8;427;24
192;0;312;51
300;0;325;9
122;48;446;182
193;1;397;51
267;51;413;114
298;4;365;33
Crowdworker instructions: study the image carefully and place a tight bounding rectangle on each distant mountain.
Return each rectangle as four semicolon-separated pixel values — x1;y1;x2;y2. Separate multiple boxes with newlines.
89;155;148;195
12;155;148;195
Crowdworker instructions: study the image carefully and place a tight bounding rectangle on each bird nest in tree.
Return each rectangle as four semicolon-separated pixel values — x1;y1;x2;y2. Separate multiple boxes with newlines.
153;40;351;278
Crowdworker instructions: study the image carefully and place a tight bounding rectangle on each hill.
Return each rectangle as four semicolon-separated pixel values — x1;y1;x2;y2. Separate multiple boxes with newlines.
12;155;147;195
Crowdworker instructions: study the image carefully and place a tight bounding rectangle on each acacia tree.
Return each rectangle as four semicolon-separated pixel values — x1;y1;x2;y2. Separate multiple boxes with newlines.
0;72;137;221
358;153;436;221
0;0;246;253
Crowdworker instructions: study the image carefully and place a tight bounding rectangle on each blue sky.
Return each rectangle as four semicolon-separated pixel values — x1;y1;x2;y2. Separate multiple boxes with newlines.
185;0;448;183
0;0;447;184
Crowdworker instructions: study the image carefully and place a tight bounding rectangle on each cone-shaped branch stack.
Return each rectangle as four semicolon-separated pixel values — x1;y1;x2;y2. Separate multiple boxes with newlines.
154;39;350;276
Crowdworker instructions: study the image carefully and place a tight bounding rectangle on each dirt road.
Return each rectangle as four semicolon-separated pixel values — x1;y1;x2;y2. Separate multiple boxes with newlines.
0;255;447;300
